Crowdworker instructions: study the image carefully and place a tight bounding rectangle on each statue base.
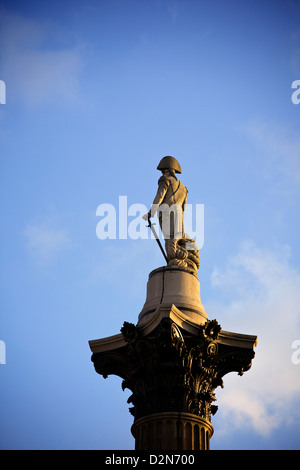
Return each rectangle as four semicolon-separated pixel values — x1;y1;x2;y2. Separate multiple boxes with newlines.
138;266;208;327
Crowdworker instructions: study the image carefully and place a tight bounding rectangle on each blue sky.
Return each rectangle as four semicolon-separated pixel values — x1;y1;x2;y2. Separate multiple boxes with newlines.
0;0;299;450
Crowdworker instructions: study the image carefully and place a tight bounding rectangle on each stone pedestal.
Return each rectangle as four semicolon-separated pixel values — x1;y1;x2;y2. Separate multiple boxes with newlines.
138;266;207;326
89;267;257;450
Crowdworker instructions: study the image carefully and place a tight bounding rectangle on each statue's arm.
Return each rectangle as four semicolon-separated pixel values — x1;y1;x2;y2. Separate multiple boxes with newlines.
144;177;170;219
152;178;169;206
142;176;170;220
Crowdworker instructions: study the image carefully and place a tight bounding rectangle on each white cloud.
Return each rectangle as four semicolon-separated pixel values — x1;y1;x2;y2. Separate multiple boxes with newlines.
206;240;300;437
24;222;70;264
0;10;84;106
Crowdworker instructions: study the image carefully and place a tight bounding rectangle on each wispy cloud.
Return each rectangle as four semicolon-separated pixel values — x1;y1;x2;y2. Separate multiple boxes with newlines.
88;238;163;295
238;120;300;185
207;240;300;437
0;10;84;106
24;221;70;264
166;1;181;23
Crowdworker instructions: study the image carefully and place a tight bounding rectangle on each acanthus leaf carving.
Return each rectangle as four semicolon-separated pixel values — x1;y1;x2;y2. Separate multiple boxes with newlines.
92;317;255;423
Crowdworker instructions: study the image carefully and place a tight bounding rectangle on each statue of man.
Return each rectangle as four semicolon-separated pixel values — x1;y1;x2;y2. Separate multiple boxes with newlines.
143;156;200;272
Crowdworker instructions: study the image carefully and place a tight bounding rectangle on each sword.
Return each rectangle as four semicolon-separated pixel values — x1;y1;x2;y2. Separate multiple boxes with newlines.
147;217;168;263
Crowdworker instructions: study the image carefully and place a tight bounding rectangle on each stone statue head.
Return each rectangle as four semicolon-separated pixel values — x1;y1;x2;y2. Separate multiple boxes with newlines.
157;156;182;174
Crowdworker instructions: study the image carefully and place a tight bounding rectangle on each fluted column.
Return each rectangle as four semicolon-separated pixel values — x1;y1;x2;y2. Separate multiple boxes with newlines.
131;412;213;450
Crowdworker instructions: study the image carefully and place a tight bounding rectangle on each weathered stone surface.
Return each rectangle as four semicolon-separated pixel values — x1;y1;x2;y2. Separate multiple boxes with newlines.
138;266;208;324
90;307;256;449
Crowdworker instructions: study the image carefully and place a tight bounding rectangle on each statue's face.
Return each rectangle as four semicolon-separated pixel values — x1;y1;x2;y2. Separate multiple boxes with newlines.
162;169;169;175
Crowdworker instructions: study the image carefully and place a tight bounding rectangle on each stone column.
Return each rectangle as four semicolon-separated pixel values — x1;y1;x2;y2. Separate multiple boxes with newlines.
131;412;213;450
89;267;257;450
